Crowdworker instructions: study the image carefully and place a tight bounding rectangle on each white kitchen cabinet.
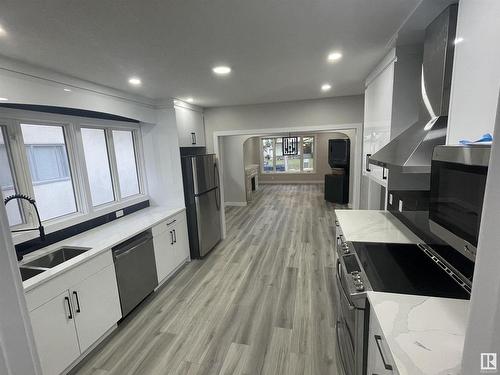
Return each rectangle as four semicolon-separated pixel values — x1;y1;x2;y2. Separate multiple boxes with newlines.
366;304;398;375
362;46;422;209
172;216;189;265
70;265;121;352
363;55;394;185
27;250;121;375
153;211;190;284
30;290;81;375
175;105;206;147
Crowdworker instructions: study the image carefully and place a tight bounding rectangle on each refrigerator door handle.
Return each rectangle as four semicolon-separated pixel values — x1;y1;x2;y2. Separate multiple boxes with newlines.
214;162;221;210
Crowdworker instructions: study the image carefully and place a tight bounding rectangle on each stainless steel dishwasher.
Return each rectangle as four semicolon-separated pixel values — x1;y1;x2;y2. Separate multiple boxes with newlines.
112;230;158;317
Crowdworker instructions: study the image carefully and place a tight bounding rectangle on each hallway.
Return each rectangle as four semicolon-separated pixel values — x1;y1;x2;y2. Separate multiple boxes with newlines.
74;184;341;375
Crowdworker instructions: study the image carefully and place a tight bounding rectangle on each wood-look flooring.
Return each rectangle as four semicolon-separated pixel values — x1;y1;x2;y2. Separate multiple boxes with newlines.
73;184;342;375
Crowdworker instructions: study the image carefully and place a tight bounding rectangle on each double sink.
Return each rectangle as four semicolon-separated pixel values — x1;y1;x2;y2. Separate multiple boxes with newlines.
20;247;90;281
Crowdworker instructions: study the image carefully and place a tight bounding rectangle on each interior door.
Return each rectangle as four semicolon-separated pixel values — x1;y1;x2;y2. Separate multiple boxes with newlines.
30;290;80;375
71;265;122;352
195;188;221;256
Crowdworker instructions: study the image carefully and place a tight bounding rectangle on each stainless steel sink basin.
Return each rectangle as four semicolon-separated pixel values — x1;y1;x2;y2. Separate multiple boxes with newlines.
23;247;91;269
19;267;45;281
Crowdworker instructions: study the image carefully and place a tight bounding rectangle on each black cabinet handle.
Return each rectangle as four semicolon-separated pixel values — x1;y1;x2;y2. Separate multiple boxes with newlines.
166;219;176;226
382;167;387;180
64;296;73;319
191;132;196;145
374;335;393;370
366;154;372;172
73;291;81;313
170;230;174;245
173;229;177;243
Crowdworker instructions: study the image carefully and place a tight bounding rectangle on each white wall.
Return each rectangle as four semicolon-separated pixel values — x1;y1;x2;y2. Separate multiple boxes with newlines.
446;0;500;144
243;137;260;167
204;95;364;152
220;135;254;205
141;108;185;208
462;93;500;373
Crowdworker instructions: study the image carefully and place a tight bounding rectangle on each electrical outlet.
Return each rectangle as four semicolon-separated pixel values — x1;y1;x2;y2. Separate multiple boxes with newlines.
389;194;393;205
116;210;124;218
398;200;403;212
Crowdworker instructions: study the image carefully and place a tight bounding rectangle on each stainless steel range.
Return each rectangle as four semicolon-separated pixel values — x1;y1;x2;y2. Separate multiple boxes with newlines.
333;221;473;375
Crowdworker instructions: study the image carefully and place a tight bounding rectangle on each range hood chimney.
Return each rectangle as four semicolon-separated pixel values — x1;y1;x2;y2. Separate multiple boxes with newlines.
369;4;458;173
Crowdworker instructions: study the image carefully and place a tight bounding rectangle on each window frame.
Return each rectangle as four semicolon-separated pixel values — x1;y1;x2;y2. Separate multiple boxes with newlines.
0;108;149;244
260;135;316;174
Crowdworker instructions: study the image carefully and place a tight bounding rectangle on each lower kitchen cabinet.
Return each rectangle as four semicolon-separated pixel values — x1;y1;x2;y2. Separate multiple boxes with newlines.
28;255;121;375
70;265;121;352
30;290;81;375
366;304;398;375
153;211;190;284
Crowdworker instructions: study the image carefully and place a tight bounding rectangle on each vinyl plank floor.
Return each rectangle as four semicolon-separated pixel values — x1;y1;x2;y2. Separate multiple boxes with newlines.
72;184;345;375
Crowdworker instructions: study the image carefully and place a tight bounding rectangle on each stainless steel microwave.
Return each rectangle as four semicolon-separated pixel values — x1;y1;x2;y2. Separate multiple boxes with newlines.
429;145;491;260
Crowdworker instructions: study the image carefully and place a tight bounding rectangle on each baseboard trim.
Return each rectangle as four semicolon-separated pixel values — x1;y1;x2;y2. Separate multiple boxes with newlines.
259;180;323;184
225;201;248;207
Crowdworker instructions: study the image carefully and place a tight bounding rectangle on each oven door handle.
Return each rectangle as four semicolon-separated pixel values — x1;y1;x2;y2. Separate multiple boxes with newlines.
336;259;355;310
335;321;350;375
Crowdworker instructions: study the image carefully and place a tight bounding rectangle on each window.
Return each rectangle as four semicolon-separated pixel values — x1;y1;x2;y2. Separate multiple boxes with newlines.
262;138;274;172
81;128;114;206
21;124;77;221
302;136;314;172
112;130;140;198
25;145;70;182
0;111;147;236
261;136;315;173
0;128;23;226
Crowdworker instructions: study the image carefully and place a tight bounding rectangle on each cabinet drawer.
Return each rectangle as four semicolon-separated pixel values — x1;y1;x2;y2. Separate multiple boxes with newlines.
152;210;187;237
25;250;113;312
368;306;397;374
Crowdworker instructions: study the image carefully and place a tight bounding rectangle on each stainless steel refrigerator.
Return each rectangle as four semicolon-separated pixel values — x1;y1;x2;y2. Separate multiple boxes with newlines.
181;153;222;258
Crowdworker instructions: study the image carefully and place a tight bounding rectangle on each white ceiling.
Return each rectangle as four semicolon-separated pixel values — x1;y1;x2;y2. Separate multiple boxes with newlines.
0;0;422;107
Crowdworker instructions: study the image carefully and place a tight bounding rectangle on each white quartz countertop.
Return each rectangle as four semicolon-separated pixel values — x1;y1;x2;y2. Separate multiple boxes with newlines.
335;210;422;243
368;291;469;375
21;206;185;292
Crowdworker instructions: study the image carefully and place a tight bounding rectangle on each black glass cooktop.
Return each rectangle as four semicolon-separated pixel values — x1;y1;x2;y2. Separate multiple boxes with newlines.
352;242;470;300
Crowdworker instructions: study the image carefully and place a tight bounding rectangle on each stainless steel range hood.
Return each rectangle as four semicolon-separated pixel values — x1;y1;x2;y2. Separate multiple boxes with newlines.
369;4;458;173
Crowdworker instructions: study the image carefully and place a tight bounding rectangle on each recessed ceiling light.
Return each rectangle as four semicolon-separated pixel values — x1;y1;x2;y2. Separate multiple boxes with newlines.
0;97;8;101
63;88;72;92
186;97;194;103
454;37;464;45
212;66;231;75
321;83;332;92
327;51;343;62
128;77;142;86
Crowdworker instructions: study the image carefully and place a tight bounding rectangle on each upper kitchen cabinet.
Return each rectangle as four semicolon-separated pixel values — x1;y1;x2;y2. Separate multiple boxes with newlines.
447;0;500;144
175;105;206;147
363;46;422;187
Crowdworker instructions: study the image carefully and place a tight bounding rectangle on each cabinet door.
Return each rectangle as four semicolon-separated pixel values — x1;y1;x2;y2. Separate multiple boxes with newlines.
175;106;205;147
363;61;394;183
172;220;190;265
153;228;177;283
30;290;80;375
71;265;122;352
